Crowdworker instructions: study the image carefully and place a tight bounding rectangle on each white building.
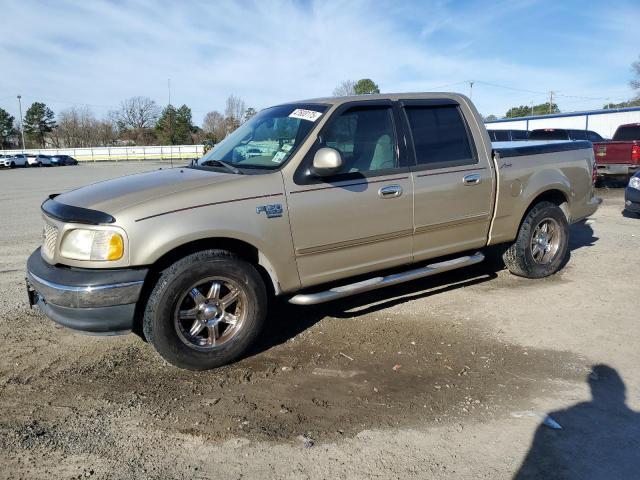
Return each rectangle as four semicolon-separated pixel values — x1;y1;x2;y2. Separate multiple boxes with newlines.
485;106;640;139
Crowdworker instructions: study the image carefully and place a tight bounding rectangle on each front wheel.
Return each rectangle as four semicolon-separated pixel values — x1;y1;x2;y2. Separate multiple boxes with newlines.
143;250;267;370
503;201;569;278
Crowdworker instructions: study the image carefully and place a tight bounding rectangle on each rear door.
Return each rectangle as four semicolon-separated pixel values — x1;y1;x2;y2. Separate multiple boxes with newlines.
400;99;494;261
285;101;414;287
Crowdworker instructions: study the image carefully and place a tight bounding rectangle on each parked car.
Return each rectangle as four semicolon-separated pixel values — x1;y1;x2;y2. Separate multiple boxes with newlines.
50;155;79;166
487;129;529;141
26;93;599;370
624;172;640;217
529;128;604;142
27;154;52;167
592;124;640;182
1;154;28;168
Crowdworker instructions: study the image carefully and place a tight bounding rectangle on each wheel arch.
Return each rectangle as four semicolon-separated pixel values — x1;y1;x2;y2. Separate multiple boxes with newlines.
148;237;282;297
522;188;570;222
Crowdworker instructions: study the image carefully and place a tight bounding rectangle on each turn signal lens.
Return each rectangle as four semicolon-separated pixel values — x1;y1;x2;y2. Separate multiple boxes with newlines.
107;233;124;260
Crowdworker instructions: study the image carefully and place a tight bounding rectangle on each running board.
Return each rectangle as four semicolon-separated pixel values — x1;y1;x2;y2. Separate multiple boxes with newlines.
288;252;485;306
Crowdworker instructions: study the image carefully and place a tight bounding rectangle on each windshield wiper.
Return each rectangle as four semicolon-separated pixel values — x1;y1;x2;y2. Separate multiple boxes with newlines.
198;159;243;175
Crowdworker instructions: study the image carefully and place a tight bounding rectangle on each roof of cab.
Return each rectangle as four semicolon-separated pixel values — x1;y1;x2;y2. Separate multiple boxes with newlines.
279;91;469;107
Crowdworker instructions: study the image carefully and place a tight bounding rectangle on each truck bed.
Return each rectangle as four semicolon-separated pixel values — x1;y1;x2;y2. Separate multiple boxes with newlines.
492;140;593;158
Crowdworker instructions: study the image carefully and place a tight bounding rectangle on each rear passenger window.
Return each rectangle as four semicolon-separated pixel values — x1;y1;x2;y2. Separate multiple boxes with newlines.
404;105;475;168
491;130;510;141
570;130;588;140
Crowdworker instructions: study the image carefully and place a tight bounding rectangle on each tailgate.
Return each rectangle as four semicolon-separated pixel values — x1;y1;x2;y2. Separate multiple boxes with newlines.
593;142;634;165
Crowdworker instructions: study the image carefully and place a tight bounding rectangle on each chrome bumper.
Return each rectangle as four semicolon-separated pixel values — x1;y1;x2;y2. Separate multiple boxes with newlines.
26;248;148;334
26;270;144;308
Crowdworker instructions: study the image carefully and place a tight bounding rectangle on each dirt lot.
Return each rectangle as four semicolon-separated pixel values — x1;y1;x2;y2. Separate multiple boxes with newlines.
0;163;639;479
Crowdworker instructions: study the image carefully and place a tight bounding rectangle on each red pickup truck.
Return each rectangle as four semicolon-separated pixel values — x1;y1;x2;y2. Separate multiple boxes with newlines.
593;123;640;181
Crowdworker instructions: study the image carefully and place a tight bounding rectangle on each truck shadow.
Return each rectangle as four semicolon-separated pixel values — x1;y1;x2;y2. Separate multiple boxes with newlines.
514;364;640;479
252;221;598;358
252;264;498;357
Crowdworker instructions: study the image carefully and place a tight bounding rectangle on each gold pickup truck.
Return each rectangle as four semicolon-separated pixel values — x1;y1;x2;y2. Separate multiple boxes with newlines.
26;93;599;370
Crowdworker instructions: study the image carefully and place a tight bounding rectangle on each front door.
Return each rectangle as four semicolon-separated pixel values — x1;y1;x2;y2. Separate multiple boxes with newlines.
284;102;414;287
400;99;494;260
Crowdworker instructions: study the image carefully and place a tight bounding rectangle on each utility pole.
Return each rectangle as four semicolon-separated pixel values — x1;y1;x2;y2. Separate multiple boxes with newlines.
17;95;26;152
530;100;534;117
468;80;474;100
548;91;555;114
168;78;173;167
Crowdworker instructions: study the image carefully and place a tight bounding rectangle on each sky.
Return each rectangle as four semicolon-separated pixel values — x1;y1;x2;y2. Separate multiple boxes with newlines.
1;0;639;125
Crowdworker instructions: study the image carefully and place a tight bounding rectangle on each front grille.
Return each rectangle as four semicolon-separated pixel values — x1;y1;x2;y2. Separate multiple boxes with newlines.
43;222;58;258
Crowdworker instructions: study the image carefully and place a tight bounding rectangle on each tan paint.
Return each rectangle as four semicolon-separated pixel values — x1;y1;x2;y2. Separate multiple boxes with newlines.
41;93;599;295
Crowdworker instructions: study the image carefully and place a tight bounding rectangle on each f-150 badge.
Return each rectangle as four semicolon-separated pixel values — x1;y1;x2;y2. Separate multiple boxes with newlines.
256;204;283;218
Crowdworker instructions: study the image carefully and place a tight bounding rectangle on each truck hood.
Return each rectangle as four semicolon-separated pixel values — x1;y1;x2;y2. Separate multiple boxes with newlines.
54;167;241;215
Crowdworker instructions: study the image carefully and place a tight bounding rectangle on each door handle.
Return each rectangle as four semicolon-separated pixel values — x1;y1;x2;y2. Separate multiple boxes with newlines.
378;184;402;198
463;173;481;185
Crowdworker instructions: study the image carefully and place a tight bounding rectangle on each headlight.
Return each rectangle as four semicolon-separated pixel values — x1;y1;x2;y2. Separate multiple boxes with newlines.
629;176;640;190
60;229;124;261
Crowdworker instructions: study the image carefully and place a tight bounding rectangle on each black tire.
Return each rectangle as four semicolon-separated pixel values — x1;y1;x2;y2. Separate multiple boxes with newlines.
9;162;15;169
143;249;267;370
503;201;569;279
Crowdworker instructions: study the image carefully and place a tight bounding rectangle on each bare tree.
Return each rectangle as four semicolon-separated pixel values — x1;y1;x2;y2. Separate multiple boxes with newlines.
202;110;226;142
53;106;117;147
333;80;356;97
111;96;160;131
224;95;246;133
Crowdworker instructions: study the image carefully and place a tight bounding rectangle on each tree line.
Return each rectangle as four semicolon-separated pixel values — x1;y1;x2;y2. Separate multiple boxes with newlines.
0;79;383;150
0;94;258;150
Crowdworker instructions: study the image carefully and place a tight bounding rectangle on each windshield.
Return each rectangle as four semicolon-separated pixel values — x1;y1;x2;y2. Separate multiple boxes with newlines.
196;103;328;171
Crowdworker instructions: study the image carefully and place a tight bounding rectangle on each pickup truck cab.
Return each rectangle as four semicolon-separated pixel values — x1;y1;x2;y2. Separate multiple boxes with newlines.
593;123;640;181
487;129;529;142
529;128;604;142
26;93;599;370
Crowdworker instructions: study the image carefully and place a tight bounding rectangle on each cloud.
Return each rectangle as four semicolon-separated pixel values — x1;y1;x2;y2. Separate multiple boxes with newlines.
0;0;637;124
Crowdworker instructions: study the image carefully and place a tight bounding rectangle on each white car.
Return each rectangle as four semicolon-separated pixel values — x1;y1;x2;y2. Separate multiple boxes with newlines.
1;154;28;168
26;154;52;167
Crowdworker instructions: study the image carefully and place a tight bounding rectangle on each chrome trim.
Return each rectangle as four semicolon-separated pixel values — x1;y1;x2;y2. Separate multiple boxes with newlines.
26;271;144;308
289;252;485;305
378;184;403;198
463;173;481;185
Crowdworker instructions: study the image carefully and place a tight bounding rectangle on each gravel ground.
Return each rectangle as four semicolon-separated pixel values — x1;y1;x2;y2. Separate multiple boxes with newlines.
0;163;638;479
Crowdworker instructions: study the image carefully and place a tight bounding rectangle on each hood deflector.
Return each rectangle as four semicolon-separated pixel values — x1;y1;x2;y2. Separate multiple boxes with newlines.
41;195;115;225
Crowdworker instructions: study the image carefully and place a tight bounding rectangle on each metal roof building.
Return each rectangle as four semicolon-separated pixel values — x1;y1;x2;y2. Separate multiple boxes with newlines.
485;106;640;139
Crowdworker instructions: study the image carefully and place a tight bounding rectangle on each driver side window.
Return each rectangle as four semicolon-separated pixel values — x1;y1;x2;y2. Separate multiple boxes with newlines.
321;106;397;174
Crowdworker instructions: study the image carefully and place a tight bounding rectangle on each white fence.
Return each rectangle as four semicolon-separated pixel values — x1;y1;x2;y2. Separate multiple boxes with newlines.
485;106;640;139
0;144;204;162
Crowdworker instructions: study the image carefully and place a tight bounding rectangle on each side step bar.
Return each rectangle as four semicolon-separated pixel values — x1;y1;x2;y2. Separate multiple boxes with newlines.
288;252;485;306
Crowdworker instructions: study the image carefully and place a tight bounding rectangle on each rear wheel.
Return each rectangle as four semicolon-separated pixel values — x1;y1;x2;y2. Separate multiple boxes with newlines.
503;201;569;278
143;250;267;370
9;162;15;169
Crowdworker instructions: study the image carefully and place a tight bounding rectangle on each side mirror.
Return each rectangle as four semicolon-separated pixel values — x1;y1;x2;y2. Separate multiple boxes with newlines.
311;147;343;177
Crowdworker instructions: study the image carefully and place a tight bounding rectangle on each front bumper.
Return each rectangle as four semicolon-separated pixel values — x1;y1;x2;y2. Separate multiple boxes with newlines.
26;248;148;335
625;186;640;214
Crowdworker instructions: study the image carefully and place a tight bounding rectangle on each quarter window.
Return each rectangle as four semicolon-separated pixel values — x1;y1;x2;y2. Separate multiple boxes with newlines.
404;105;475;167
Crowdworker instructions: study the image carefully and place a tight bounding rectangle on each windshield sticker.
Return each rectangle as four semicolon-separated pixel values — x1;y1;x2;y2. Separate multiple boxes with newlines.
289;109;323;122
271;151;287;163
